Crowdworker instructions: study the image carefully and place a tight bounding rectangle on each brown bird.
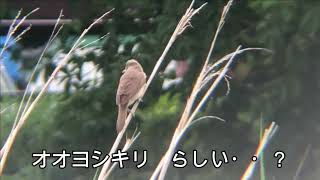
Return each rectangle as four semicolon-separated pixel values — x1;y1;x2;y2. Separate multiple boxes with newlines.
116;59;146;133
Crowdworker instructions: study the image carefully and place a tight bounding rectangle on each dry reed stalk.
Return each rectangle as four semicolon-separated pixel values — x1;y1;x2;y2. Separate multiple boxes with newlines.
151;0;272;179
0;8;40;159
241;122;278;180
0;8;39;58
103;131;141;179
97;1;207;179
0;9;114;175
150;1;234;179
0;103;16;114
293;144;312;180
155;45;241;180
0;11;64;159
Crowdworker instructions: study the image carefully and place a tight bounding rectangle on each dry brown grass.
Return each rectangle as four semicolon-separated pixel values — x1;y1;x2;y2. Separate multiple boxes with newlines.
0;8;114;175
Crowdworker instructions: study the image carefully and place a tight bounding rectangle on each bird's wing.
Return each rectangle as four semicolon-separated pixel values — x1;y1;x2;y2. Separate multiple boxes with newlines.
116;70;146;106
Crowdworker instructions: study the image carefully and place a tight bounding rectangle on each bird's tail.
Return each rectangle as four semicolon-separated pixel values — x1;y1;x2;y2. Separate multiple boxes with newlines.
117;105;127;133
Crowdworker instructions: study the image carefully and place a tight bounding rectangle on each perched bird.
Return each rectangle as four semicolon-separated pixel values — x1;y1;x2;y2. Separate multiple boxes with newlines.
116;59;146;133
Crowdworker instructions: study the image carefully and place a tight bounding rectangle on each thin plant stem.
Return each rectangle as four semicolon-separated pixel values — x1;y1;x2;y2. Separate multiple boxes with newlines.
150;2;234;179
0;10;64;160
0;8;39;58
0;9;114;175
97;1;206;179
157;46;241;180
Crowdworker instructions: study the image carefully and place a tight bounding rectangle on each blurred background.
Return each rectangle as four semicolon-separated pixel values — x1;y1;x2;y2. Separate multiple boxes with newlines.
0;0;319;179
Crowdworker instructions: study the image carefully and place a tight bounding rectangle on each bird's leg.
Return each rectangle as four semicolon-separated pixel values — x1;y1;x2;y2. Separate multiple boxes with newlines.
127;99;143;117
127;108;135;117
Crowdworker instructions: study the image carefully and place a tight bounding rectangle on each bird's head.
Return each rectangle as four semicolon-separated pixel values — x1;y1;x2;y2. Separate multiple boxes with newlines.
123;59;144;73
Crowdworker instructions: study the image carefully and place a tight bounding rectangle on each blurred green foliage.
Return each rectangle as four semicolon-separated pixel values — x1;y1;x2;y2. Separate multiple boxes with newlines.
1;0;320;179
